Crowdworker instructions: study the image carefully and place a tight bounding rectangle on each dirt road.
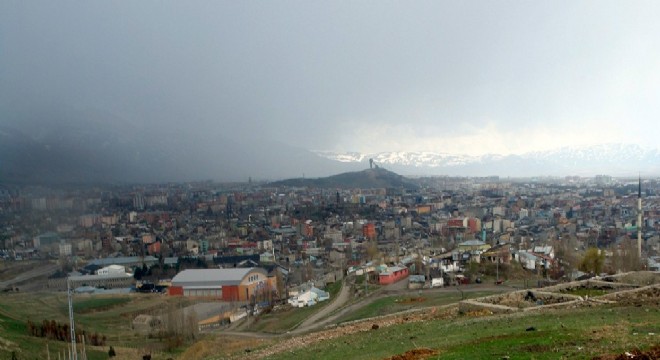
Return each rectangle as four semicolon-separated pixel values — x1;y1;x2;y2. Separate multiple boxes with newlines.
220;281;514;338
292;275;354;333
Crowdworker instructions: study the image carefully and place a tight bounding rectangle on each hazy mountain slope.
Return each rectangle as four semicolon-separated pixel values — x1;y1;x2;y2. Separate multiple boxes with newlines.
0;105;359;184
3;97;656;184
269;167;419;189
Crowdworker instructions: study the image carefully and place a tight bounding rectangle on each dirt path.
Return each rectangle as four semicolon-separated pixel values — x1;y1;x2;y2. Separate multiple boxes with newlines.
301;283;508;332
227;281;511;335
231;284;515;359
291;275;355;333
218;282;513;341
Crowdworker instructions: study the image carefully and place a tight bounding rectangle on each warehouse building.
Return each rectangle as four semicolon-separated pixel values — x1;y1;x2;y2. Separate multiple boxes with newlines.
168;267;274;301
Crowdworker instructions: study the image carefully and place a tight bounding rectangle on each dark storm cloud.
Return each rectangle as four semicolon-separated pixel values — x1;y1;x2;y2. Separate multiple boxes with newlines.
1;1;659;157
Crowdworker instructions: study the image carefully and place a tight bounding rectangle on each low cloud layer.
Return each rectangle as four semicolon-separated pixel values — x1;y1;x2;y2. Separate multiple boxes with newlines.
2;1;659;167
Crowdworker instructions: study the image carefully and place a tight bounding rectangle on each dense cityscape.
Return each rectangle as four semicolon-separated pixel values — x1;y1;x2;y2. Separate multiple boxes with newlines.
1;168;660;359
2;173;657;276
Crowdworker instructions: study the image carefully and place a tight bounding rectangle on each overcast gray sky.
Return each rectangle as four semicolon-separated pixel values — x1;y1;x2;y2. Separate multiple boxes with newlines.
2;1;659;156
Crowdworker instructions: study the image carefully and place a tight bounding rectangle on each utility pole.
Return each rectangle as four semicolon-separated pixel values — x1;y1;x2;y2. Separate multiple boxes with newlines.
637;175;643;259
67;278;77;360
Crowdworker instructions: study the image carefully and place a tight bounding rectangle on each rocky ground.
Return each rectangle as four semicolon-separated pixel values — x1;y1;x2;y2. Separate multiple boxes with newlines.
592;345;660;360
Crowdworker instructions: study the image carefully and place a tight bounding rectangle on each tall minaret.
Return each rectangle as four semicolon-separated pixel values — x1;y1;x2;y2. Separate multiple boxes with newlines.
637;175;642;259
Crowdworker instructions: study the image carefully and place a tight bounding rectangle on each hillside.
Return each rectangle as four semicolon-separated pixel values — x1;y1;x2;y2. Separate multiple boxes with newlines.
268;167;419;189
212;282;660;360
245;304;659;360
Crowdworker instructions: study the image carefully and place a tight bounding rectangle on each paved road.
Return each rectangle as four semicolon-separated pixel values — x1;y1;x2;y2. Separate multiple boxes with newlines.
0;263;59;290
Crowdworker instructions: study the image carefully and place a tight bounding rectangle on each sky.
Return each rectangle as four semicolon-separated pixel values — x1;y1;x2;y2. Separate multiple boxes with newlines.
2;1;660;157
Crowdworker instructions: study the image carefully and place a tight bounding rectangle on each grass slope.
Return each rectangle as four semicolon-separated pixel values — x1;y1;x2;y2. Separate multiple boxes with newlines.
0;292;185;359
337;291;500;323
0;312;109;360
265;305;660;360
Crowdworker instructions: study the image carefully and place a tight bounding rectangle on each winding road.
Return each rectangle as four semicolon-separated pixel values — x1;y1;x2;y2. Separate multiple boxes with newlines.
292;275;355;333
221;277;515;339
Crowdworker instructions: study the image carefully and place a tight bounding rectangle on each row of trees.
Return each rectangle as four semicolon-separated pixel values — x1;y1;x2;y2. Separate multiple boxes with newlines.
154;302;199;351
26;319;106;346
579;244;642;275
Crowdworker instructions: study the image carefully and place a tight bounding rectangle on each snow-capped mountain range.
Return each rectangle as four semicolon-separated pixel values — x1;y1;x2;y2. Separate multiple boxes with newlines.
314;144;660;177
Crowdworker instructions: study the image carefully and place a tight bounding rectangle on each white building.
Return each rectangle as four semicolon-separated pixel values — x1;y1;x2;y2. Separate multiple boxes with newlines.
97;264;128;276
258;239;273;252
519;208;529;219
59;242;72;256
288;286;330;308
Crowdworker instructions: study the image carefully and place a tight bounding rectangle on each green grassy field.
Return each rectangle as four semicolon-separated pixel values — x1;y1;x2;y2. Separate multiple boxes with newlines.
265;305;660;360
0;292;185;359
0;311;110;360
70;297;132;314
337;290;502;323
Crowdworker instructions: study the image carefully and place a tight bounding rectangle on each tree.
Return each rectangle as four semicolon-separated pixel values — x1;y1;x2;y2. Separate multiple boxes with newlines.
133;266;143;280
413;256;424;275
184;308;198;341
108;346;116;358
609;239;643;273
366;241;380;262
303;262;314;282
554;236;579;276
274;269;286;300
579;247;605;275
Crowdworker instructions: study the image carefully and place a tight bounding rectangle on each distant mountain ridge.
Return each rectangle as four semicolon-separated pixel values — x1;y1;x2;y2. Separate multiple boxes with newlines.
268;167;419;189
315;144;660;177
2;100;659;184
0;106;360;184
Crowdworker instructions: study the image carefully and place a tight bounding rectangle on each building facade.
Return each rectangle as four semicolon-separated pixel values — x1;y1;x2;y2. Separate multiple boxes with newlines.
168;267;274;302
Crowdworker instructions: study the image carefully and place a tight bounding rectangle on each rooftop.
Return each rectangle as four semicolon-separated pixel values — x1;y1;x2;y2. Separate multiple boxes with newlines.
172;267;266;286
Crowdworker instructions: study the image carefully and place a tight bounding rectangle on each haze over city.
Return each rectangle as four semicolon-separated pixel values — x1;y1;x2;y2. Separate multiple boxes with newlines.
2;1;660;182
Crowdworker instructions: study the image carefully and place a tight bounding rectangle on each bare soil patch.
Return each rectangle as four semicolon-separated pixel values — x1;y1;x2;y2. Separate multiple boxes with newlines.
522;344;552;353
592;345;660;360
601;286;660;307
396;297;426;304
385;348;439;360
